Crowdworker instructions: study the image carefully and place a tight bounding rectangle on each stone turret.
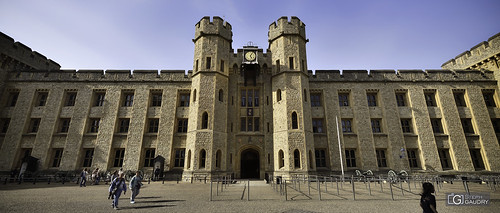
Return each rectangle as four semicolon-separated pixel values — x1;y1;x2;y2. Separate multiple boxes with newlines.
184;16;232;180
269;17;315;178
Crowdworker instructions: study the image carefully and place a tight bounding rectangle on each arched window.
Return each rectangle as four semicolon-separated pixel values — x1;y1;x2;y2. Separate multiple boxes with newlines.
219;89;223;102
187;150;191;169
233;64;239;73
294;149;300;168
309;150;313;169
278;150;284;168
193;89;197;102
216;150;222;168
277;89;282;102
304;89;307;102
200;149;206;168
292;112;298;129
202;112;208;129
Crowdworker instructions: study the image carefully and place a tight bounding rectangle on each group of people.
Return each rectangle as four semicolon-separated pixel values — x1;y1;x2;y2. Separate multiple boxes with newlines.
79;168;101;187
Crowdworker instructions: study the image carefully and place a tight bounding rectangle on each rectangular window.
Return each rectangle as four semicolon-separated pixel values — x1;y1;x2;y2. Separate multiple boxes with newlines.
454;91;466;107
367;93;377;107
395;92;406;107
151;92;162;107
247;90;253;107
401;119;412;133
118;118;130;133
122;92;134;107
407;149;419;168
461;118;475;134
470;149;484;169
491;119;500;133
220;60;224;72
254;90;259;106
345;149;356;167
82;149;94;167
439;149;452;169
241;90;246;107
174;149;185;167
206;57;211;69
94;92;105;107
29;118;41;133
315;149;326;167
342;119;353;133
0;118;10;133
276;60;280;72
240;117;246;131
51;149;63;167
312;119;324;133
143;148;155;167
36;92;48;106
483;90;496;107
113;149;125;167
371;119;382;133
148;118;159;133
289;57;294;69
310;93;321;107
89;118;100;133
7;91;19;107
338;93;349;106
195;59;199;72
376;149;387;167
177;118;188;133
425;92;437;107
431;118;443;133
59;118;71;133
254;117;260;131
65;92;77;106
179;93;190;107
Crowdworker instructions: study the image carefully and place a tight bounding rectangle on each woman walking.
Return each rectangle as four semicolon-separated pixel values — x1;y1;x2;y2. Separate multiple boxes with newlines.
129;171;143;203
420;182;438;213
109;173;127;210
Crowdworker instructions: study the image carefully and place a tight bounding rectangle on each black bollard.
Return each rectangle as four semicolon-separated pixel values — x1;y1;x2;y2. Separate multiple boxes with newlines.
48;177;51;184
33;178;36;185
4;177;7;185
148;178;151;184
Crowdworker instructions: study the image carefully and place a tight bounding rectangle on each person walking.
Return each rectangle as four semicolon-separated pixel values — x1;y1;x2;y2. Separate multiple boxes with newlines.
92;168;100;185
129;171;143;204
420;182;438;213
109;173;127;210
80;168;88;187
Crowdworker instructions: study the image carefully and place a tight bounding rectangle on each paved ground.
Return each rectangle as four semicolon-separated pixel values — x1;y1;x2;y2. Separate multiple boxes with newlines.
0;179;499;212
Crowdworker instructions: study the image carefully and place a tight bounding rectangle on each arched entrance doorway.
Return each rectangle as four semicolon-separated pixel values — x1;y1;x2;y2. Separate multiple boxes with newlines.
240;149;260;179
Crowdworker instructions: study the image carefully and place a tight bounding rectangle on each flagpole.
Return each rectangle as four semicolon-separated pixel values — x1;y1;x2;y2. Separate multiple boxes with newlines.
336;116;344;180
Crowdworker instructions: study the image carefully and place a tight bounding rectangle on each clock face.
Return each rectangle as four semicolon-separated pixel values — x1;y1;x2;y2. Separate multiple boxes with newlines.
245;51;256;61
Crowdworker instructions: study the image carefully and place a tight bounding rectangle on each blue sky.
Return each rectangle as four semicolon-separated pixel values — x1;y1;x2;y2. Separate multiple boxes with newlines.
1;0;499;71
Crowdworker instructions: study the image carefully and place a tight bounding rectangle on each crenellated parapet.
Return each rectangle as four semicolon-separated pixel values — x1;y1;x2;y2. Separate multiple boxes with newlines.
310;69;495;82
268;16;307;43
7;69;192;82
442;32;500;71
193;16;232;43
0;32;60;71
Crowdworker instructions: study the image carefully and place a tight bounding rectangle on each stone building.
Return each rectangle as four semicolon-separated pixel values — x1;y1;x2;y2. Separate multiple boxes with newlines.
1;16;500;180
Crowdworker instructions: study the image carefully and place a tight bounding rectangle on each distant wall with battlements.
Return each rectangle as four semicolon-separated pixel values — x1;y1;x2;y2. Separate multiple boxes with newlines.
442;33;500;71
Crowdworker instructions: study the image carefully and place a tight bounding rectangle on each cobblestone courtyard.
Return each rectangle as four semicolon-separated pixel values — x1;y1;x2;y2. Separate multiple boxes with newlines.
0;180;499;212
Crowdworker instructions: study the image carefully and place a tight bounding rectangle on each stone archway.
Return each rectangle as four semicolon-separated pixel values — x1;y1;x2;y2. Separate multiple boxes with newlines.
240;148;260;179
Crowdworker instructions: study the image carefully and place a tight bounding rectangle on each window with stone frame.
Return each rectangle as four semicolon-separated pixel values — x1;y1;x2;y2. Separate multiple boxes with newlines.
65;91;77;106
338;93;349;107
177;118;188;133
113;149;125;167
51;149;63;167
199;149;206;168
240;88;260;132
29;118;41;133
6;91;19;107
36;91;48;106
143;148;155;167
202;112;208;129
148;118;159;133
461;118;475;134
174;149;185;167
470;149;485;170
89;118;100;133
315;149;327;168
407;149;419;168
0;118;10;133
430;118;443;133
278;150;284;168
424;92;437;107
94;91;106;107
345;149;357;167
310;93;322;107
312;118;324;133
216;150;222;168
150;91;162;107
453;90;467;107
206;57;211;70
118;118;130;133
82;149;94;167
491;118;500;133
291;112;298;129
482;90;496;107
371;119;382;133
400;119;412;133
293;149;300;168
59;118;71;133
367;93;377;106
376;149;387;167
438;149;452;169
179;92;190;107
122;91;134;107
395;92;407;107
342;119;353;133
